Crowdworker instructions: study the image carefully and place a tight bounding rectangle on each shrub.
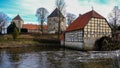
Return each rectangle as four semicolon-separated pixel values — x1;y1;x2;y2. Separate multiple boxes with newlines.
7;22;19;34
12;27;19;40
95;36;120;51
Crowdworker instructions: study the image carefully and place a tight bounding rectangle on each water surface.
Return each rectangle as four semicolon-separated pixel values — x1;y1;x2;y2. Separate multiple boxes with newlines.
0;46;120;68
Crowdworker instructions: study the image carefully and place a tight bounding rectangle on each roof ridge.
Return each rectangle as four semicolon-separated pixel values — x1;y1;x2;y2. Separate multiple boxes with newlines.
12;14;23;21
48;8;64;18
91;10;104;18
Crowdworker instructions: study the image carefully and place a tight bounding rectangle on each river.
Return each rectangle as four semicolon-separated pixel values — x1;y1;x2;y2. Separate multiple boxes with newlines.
0;46;120;68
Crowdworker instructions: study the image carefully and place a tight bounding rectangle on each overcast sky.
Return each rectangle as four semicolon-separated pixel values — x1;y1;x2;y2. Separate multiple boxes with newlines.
0;0;119;24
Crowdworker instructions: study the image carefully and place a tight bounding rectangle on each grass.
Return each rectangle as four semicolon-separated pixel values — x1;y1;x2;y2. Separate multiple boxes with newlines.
0;35;37;48
0;34;60;48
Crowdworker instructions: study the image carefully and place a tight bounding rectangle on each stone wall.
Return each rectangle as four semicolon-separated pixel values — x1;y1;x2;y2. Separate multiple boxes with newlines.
64;41;83;50
83;38;97;50
47;17;66;33
61;37;100;50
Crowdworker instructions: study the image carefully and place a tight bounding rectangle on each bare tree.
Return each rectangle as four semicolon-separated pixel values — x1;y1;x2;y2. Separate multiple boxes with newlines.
0;12;11;34
66;13;76;26
55;0;66;14
55;0;66;39
108;6;120;34
36;7;49;33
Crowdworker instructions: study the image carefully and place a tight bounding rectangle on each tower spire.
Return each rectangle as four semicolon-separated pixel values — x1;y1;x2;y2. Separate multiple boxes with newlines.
91;6;94;10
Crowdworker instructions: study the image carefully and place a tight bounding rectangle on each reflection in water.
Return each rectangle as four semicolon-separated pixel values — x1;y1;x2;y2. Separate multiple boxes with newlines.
0;47;120;68
0;51;12;68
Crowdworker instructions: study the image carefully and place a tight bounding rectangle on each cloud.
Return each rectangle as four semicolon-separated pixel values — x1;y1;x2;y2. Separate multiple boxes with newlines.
67;0;118;19
16;0;56;23
18;0;118;22
0;0;119;24
19;0;55;13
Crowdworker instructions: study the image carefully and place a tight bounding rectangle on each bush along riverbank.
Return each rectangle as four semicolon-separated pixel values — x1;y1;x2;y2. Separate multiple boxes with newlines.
95;36;120;51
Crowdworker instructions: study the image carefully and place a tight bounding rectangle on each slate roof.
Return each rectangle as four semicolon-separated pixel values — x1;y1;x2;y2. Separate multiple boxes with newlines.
66;10;105;32
48;8;64;18
12;15;23;21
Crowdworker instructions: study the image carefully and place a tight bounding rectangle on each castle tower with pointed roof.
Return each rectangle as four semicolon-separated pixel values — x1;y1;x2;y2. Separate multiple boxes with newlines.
47;8;66;33
61;10;112;50
12;14;24;32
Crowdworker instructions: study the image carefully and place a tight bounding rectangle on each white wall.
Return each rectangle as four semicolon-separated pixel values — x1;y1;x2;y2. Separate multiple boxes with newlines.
83;38;97;50
13;20;24;29
65;30;83;42
64;30;84;50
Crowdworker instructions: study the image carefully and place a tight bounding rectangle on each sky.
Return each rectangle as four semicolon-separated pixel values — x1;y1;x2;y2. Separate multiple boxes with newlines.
0;0;119;24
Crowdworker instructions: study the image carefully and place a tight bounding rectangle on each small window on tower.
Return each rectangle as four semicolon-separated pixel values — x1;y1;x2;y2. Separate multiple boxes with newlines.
18;21;20;23
49;19;51;21
54;18;56;22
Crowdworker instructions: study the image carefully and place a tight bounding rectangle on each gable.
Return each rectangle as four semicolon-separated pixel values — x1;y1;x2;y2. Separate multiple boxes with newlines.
12;15;23;21
66;10;105;32
48;8;64;18
84;17;111;29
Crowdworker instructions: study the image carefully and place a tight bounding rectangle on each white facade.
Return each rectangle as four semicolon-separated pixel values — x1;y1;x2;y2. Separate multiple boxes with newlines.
64;30;84;49
12;20;24;32
0;21;7;34
12;20;24;29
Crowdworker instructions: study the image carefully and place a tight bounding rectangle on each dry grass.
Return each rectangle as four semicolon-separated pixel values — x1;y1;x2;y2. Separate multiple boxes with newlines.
0;34;38;48
0;34;60;48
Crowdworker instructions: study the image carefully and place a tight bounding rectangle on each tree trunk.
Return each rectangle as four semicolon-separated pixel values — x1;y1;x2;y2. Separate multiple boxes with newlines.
58;10;61;39
41;20;43;34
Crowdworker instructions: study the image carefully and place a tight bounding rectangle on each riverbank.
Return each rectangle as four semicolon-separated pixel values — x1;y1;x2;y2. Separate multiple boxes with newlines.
0;34;60;49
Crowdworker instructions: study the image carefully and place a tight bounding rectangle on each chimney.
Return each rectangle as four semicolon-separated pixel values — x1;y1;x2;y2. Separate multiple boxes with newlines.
79;14;82;17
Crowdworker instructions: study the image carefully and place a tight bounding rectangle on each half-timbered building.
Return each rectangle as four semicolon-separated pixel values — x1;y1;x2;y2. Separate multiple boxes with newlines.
61;10;112;50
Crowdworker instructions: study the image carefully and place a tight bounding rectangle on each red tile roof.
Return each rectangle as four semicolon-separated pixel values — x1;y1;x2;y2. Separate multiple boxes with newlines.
23;24;39;30
66;10;105;32
23;24;48;30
